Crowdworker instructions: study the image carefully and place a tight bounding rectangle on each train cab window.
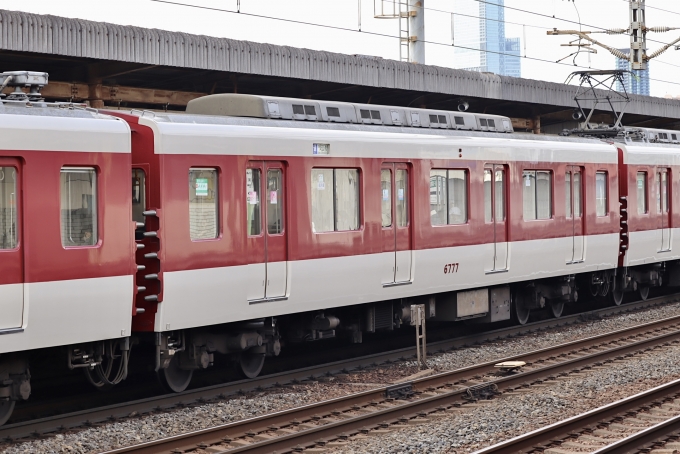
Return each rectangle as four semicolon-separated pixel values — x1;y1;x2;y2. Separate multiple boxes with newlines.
60;168;97;247
189;168;219;240
430;169;467;226
132;169;146;225
381;169;392;228
311;168;360;232
523;170;552;220
0;167;17;249
596;171;608;217
246;169;262;236
637;172;648;214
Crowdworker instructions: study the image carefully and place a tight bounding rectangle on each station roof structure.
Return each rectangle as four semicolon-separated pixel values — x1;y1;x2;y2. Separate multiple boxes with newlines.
1;9;679;131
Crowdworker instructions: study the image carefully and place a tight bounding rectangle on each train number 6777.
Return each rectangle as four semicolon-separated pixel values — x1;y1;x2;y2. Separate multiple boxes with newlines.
443;263;459;274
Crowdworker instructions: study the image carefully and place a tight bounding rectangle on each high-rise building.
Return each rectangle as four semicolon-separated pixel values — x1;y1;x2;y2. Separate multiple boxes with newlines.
453;0;521;77
615;49;650;96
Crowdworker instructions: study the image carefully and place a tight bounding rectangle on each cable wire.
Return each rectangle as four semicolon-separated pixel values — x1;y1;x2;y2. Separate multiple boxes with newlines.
148;0;680;89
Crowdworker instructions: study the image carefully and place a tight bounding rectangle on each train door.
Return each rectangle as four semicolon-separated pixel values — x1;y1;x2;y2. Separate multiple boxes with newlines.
381;163;412;286
566;166;585;263
0;160;23;330
484;165;508;273
246;162;288;302
658;168;671;252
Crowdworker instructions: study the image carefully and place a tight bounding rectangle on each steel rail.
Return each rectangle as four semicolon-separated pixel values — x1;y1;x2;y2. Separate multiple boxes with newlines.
591;414;680;454
473;378;680;454
2;294;673;441
100;305;680;453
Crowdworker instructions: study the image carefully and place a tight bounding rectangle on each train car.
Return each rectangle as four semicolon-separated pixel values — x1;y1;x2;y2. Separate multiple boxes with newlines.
0;72;134;424
105;94;624;392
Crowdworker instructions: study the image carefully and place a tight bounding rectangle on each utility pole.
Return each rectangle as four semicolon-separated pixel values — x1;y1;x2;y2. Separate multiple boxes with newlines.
548;0;679;71
374;0;425;64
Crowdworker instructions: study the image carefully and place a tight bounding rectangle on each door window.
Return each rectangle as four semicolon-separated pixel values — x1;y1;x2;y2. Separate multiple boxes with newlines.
565;172;572;218
0;166;17;249
60;168;97;247
495;169;505;221
396;169;408;227
484;169;492;223
381;169;392;228
246;169;262;236
596;172;608;217
267;169;283;234
132;169;146;225
574;171;582;217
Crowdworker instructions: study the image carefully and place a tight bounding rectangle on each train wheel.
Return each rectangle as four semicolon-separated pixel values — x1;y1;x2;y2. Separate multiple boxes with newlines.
0;400;14;426
157;354;193;393
611;288;624;306
550;300;564;318
239;352;265;379
512;293;531;325
639;285;650;301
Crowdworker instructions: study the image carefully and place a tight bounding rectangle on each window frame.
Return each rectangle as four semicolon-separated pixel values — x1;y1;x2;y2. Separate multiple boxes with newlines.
522;169;553;221
595;171;609;217
60;167;99;248
430;168;469;226
310;167;362;233
189;167;220;241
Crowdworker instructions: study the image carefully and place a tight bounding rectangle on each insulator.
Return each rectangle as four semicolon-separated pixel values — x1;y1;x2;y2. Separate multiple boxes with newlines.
646;27;676;33
605;28;628;35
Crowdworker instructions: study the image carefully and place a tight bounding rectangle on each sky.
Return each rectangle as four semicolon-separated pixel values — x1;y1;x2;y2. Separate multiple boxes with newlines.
1;0;680;98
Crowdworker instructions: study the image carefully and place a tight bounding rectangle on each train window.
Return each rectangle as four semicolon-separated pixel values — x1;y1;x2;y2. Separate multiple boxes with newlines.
637;172;648;214
246;169;262;236
381;169;392;228
658;170;669;213
596;171;608;217
565;172;572;218
189;168;219;240
495;169;505;220
132;169;146;225
523;170;552;220
484;170;492;223
60;168;97;247
396;169;408;227
574;171;582;217
311;168;360;232
267;169;283;234
430;169;467;226
0;167;17;249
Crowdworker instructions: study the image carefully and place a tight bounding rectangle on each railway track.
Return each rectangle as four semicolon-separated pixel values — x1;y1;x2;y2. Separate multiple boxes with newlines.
97;298;680;454
0;294;675;445
473;377;680;454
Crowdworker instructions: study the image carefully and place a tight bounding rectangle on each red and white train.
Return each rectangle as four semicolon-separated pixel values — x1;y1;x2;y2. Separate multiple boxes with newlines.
0;70;679;424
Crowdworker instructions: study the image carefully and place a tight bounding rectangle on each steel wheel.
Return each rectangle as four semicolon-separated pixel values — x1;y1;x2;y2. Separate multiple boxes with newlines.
550;300;564;318
611;287;624;306
157;354;193;393
0;400;14;426
639;285;650;301
239;352;265;379
512;292;531;325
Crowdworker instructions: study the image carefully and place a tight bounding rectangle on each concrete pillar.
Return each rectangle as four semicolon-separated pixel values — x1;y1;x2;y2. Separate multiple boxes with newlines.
88;82;104;109
409;0;425;64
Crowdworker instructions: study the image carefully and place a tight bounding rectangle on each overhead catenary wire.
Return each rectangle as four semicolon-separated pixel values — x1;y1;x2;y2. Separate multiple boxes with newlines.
148;0;680;89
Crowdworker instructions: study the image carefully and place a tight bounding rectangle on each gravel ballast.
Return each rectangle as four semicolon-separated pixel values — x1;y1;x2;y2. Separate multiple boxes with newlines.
4;301;680;454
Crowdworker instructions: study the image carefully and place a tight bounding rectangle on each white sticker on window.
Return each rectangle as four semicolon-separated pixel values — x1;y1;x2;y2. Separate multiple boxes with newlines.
398;188;404;201
383;189;389;201
317;174;325;190
525;177;531;187
248;191;258;205
196;178;209;196
270;191;278;204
